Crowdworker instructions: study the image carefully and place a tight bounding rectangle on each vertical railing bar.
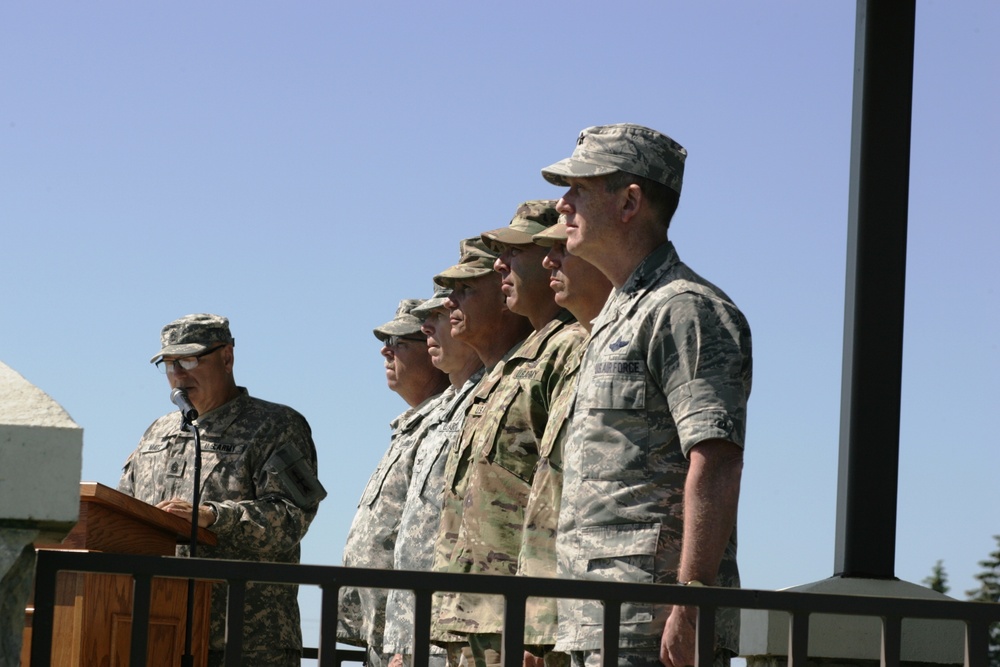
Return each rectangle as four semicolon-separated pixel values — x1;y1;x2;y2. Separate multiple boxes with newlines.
29;550;59;666
129;573;154;667
318;583;340;667
694;605;716;667
964;619;989;667
503;591;528;667
412;589;433;667
880;615;902;667
224;580;247;667
601;600;621;667
788;611;810;667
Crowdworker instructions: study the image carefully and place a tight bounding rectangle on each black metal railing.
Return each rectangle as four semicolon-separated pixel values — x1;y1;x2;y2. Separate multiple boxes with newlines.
29;549;1000;667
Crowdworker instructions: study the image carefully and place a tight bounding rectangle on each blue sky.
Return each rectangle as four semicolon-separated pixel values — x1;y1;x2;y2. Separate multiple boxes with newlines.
3;1;998;644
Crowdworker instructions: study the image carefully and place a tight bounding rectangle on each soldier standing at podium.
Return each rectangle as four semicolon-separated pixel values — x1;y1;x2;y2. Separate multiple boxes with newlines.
118;313;327;667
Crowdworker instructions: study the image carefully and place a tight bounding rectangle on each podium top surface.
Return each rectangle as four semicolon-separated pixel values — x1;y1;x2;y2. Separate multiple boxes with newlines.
45;482;219;554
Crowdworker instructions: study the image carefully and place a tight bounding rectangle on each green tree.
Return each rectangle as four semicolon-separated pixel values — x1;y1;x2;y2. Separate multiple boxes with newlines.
966;535;1000;667
923;559;950;594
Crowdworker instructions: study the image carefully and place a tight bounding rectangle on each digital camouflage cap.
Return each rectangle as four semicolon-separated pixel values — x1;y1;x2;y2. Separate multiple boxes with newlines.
411;283;452;319
433;237;500;288
531;218;568;248
480;200;560;251
541;123;687;194
150;313;235;364
373;299;426;342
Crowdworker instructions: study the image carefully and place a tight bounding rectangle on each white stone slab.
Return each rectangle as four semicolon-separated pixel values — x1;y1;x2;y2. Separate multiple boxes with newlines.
0;361;83;538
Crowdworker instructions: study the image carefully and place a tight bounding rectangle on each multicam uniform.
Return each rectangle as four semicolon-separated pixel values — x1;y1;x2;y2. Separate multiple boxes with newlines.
382;369;486;667
517;330;586;655
436;311;586;640
555;242;752;657
118;388;326;663
339;391;450;664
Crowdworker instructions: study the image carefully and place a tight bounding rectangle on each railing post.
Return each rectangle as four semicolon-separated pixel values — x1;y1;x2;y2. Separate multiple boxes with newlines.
600;600;621;667
880;616;902;667
129;572;154;667
695;605;715;667
28;549;58;666
788;612;810;667
411;589;433;667
503;592;528;667
224;580;247;667
964;620;990;667
318;582;341;667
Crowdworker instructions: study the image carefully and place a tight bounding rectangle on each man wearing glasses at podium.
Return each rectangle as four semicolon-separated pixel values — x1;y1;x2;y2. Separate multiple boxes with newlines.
118;312;327;667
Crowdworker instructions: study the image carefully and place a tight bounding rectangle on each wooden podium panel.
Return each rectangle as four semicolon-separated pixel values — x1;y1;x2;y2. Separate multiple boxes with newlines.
24;483;217;667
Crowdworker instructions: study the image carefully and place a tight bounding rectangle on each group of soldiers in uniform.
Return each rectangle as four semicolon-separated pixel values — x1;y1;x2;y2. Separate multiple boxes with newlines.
338;123;753;667
115;122;750;667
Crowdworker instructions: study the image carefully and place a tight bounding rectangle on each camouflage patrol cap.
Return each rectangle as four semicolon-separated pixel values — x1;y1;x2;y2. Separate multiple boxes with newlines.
480;200;560;251
411;284;452;319
541;123;687;194
433;237;500;288
531;218;568;248
150;313;235;364
373;299;426;342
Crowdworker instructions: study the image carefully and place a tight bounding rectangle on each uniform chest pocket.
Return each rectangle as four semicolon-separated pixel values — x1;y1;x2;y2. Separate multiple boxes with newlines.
576;360;649;479
481;379;541;484
414;433;453;500
358;446;404;508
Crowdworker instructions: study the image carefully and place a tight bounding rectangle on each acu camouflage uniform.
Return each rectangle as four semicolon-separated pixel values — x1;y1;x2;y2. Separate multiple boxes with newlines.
517;328;587;649
382;368;487;665
436;310;587;636
339;390;450;658
554;241;752;655
118;388;326;656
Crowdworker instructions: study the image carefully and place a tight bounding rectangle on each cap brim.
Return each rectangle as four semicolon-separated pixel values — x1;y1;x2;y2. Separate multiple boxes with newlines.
411;297;449;318
433;264;495;287
373;319;424;341
541;158;619;186
149;343;213;364
481;227;535;252
532;222;568;247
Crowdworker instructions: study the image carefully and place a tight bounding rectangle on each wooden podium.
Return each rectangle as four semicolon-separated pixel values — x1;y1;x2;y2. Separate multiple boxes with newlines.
23;483;218;667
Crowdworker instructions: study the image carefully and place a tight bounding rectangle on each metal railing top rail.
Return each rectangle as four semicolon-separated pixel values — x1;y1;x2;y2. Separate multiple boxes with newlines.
29;549;1000;667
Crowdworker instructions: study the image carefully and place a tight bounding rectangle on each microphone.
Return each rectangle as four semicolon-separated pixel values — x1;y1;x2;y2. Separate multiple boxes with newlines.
170;388;199;422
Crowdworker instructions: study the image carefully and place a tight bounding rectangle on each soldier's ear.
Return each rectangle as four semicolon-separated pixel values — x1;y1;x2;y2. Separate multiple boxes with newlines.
620;183;643;225
222;345;235;373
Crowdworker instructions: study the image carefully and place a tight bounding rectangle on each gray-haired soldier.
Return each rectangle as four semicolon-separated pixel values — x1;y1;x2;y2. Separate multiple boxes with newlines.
339;300;452;667
427;236;533;666
542;124;753;667
383;283;486;667
119;313;327;667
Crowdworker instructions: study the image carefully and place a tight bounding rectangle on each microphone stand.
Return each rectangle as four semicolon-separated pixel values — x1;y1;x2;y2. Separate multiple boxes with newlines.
181;411;202;667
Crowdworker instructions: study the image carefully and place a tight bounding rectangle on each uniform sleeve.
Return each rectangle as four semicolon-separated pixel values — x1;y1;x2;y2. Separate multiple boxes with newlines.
648;292;752;456
117;421;161;499
207;411;326;558
117;451;136;497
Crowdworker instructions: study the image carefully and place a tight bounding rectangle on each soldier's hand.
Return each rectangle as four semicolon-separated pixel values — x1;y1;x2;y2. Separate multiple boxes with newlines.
660;604;697;667
156;499;216;527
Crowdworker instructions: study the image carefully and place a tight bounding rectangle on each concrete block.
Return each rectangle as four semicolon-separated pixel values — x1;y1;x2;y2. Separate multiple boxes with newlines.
0;361;83;540
740;576;964;664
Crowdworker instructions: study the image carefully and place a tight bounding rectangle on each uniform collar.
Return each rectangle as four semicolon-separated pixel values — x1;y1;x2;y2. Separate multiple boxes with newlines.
591;242;680;335
194;387;251;437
